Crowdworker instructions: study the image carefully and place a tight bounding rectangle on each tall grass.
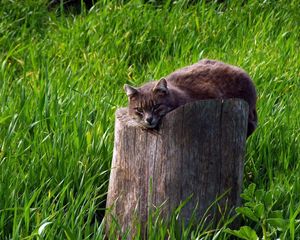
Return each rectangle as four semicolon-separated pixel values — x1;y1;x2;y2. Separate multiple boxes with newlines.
0;0;299;239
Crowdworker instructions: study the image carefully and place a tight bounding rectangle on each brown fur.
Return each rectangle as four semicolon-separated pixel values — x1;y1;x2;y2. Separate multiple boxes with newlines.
124;59;257;137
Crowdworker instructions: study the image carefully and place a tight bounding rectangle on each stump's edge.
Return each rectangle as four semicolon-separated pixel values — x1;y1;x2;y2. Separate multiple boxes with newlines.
116;99;249;129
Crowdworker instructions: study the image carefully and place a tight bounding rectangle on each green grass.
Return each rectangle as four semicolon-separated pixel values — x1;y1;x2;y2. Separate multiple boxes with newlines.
0;0;299;239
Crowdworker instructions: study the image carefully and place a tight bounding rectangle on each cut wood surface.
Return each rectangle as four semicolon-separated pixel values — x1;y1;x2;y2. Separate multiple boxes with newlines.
106;99;248;238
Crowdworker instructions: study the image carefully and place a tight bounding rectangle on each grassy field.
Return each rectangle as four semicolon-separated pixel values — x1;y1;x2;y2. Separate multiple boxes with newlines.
0;0;299;239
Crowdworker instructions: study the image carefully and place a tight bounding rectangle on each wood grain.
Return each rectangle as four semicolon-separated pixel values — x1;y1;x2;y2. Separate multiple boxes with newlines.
106;99;248;238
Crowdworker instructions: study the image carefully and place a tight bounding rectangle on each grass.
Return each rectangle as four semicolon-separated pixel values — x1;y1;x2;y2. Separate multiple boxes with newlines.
0;0;299;239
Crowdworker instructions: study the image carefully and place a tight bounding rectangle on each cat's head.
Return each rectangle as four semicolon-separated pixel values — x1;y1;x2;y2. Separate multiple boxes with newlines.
124;78;174;129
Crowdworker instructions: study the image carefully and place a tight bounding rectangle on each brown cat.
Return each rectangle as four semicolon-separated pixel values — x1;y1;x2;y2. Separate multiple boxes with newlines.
124;59;257;137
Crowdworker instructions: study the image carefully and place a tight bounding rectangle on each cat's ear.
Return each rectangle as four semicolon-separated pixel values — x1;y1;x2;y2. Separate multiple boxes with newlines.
153;78;168;94
124;84;138;98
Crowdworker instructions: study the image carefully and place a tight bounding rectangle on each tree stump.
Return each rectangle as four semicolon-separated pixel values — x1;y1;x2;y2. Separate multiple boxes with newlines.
106;99;248;238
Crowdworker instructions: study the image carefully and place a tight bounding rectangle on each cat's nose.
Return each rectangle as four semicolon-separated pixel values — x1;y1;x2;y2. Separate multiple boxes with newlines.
145;116;153;124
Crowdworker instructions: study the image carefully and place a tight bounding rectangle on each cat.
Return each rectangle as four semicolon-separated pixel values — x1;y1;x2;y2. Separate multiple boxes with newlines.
124;59;257;137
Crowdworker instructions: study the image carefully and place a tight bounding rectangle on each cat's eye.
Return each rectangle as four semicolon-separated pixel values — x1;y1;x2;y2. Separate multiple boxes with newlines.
153;104;161;110
134;107;143;115
153;104;161;112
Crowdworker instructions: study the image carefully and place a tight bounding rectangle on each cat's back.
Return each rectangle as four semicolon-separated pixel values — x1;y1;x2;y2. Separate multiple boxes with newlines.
166;59;249;85
164;59;257;107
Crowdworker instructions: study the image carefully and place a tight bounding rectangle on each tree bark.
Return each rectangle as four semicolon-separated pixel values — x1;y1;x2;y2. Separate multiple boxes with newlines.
106;99;248;238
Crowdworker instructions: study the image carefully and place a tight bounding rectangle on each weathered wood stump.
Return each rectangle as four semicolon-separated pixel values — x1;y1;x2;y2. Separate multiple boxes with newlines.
106;99;248;238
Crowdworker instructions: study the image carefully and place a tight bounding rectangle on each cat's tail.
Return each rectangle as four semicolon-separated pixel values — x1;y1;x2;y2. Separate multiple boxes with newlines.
247;108;258;137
